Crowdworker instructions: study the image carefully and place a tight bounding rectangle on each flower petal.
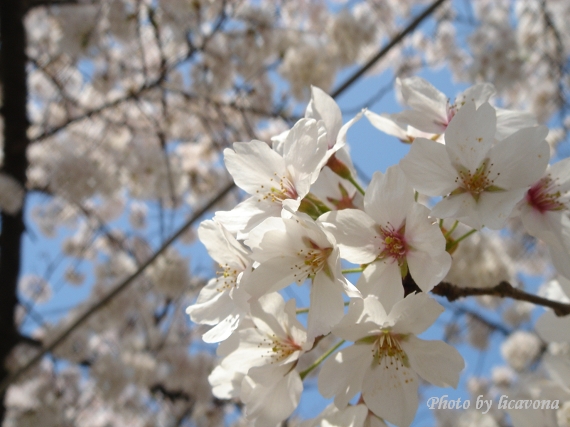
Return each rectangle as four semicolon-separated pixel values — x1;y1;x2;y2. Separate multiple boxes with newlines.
389;293;443;335
224;140;287;195
444;101;496;172
318;344;372;408
488;125;549;189
357;261;403;312
399;138;457;197
362;357;419;427
319;209;379;264
400;335;464;387
307;272;346;339
364;166;414;228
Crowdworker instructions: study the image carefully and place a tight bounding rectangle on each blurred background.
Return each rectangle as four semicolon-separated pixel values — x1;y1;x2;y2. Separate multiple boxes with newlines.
1;0;570;425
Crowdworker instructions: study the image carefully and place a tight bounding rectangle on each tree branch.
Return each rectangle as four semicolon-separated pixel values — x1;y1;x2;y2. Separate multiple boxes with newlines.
432;281;570;317
0;180;235;394
330;0;448;99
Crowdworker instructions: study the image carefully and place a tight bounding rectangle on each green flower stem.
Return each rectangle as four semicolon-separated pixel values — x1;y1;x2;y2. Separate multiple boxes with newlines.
347;175;366;196
300;339;345;380
342;268;364;274
446;229;476;251
444;220;459;238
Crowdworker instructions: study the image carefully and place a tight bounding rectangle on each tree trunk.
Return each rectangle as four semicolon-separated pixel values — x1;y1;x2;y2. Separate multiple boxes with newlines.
0;0;29;422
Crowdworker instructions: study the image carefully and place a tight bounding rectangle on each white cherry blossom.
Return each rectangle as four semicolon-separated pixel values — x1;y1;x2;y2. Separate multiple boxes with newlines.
243;214;360;338
517;158;570;279
318;293;464;427
320;165;451;301
215;118;328;238
186;219;252;343
391;76;495;135
210;293;312;426
400;101;549;230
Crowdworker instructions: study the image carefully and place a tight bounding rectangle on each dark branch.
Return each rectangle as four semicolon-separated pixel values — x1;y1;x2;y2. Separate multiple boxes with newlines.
432;281;570;317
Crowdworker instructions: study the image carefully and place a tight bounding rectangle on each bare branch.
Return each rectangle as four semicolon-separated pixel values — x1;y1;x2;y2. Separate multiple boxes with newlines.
0;180;235;394
432;281;570;317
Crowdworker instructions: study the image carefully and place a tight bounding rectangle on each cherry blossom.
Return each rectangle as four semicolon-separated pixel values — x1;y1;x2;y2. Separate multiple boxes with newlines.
319;293;464;427
186;219;253;343
320;165;451;300
215;118;328;238
243;214;360;338
210;293;312;426
400;101;549;230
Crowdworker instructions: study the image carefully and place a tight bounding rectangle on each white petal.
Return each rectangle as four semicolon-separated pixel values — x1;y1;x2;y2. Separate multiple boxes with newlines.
209;364;243;399
488;125;550;189
400;335;464;387
357;261;404;312
362;358;419;427
198;219;249;268
202;313;241;343
283;118;327;187
319;210;379;264
391;109;447;135
307;273;345;339
495;108;537;140
389;293;444;335
306;86;342;148
549;157;570;188
519;205;564;246
395;76;448;133
456;83;495;106
444;101;496;172
333;296;387;341
242;257;302;298
334;111;362;153
399;138;457;196
475;189;527;230
365;110;409;140
214;197;281;239
187;281;236;325
404;203;451;291
431;192;483;230
249;293;290;338
242;364;302;426
318;344;372;408
364;166;414;228
544;353;570;390
550;244;570;281
224;140;287;195
407;249;451;293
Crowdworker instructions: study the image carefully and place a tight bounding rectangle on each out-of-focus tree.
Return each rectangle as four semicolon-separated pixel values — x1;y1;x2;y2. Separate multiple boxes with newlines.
2;0;570;426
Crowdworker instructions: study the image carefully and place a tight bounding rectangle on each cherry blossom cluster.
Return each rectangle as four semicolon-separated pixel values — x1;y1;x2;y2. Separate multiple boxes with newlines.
188;78;570;426
9;1;570;426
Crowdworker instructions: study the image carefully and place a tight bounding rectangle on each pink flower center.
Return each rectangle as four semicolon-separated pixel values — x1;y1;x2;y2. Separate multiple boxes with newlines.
378;224;407;262
526;175;565;213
